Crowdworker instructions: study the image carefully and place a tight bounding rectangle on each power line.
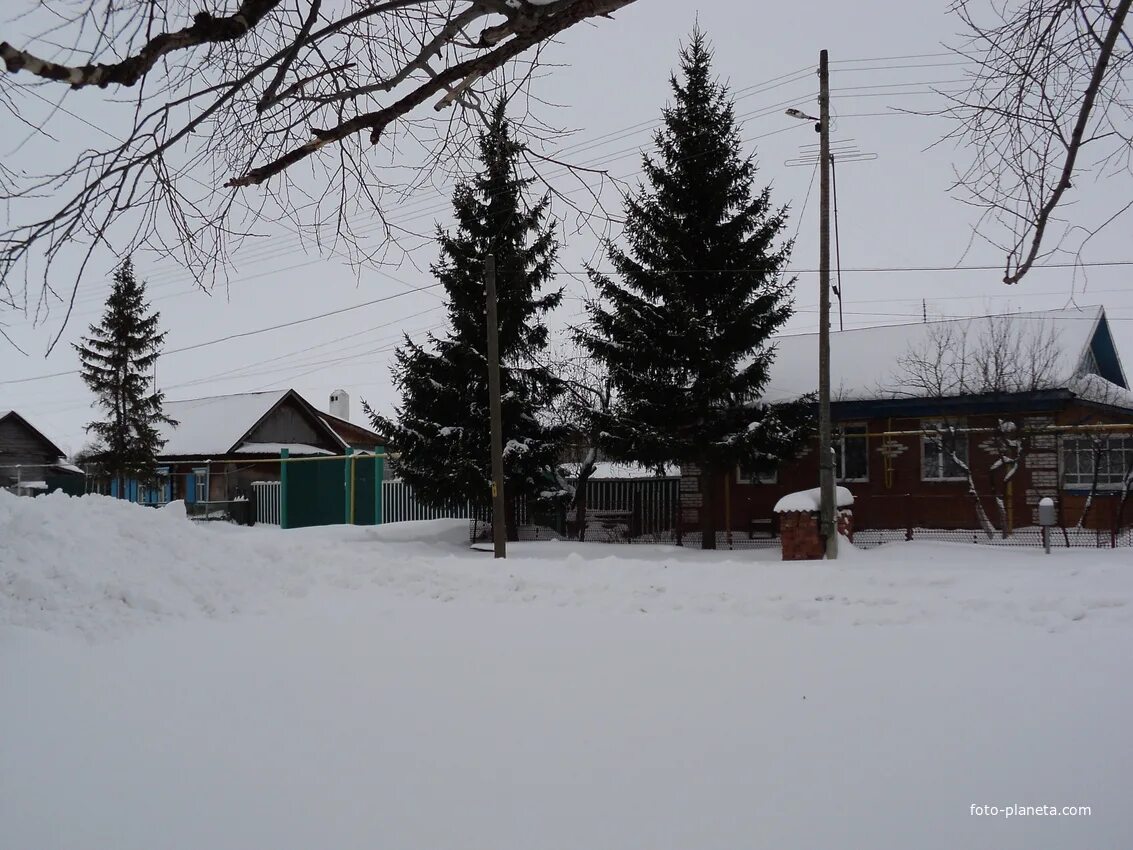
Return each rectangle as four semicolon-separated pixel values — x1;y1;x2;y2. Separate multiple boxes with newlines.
163;316;445;392
0;281;445;386
555;259;1133;275
9;254;1133;389
14;60;964;313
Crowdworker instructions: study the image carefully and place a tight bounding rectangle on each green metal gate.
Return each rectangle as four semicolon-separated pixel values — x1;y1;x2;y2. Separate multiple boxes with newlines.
279;448;385;529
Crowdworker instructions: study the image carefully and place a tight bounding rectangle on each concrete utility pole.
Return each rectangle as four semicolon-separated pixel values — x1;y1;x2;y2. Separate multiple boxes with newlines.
485;254;507;559
818;49;838;559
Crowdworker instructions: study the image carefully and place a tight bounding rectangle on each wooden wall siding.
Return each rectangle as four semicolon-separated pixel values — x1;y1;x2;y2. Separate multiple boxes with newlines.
246;400;339;452
0;417;61;484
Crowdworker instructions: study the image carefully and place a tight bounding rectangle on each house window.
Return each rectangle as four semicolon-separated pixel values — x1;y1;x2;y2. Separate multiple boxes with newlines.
140;468;170;505
836;424;869;481
737;457;778;484
194;468;208;503
922;418;969;481
1061;435;1133;489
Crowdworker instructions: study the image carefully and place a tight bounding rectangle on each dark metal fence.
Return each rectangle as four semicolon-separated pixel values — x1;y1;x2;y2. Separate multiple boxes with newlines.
565;476;681;542
852;525;1133;550
379;475;683;543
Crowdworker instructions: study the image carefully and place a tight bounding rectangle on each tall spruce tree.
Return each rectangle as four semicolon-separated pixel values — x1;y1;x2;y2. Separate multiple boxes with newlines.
75;257;175;496
576;29;813;549
366;103;565;540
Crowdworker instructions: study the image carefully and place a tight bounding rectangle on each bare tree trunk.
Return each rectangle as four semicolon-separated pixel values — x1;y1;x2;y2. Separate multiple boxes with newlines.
967;475;996;539
993;492;1009;538
1116;474;1132;535
1077;442;1105;529
952;448;995;538
572;446;598;541
699;465;717;550
937;433;995;538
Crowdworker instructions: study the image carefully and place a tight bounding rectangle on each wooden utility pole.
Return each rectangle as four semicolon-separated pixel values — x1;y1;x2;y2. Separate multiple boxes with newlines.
818;49;838;559
485;255;507;559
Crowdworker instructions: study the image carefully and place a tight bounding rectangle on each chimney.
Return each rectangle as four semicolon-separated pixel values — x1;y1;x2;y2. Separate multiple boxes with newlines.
329;389;350;421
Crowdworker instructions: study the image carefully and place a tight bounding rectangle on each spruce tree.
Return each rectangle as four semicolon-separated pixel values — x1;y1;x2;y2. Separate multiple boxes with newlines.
576;29;813;549
74;257;176;496
366;103;565;540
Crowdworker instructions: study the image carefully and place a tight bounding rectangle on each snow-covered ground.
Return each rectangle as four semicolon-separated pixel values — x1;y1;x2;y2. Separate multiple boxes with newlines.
2;491;1131;849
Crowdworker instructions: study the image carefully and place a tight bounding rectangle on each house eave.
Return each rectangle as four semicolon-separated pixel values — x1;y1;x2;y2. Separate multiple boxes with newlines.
828;389;1076;421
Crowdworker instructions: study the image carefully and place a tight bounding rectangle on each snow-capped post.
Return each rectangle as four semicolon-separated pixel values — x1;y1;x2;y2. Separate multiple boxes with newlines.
1039;497;1056;554
485;254;506;559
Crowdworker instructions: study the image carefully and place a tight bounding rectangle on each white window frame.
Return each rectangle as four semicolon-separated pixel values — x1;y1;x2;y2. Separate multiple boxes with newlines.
1060;434;1133;490
193;467;209;503
921;418;969;482
835;423;869;482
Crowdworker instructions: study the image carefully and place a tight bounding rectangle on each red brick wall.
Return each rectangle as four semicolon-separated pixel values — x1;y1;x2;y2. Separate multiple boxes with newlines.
681;403;1133;534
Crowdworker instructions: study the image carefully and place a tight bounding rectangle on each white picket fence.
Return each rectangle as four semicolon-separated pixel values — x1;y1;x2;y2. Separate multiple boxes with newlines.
382;479;473;523
252;481;282;525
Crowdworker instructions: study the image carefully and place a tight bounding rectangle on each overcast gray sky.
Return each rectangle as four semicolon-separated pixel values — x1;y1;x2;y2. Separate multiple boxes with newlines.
3;0;1132;454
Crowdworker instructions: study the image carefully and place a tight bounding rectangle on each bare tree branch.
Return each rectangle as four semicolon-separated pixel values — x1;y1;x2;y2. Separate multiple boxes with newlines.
942;0;1133;284
1;0;286;88
0;0;637;340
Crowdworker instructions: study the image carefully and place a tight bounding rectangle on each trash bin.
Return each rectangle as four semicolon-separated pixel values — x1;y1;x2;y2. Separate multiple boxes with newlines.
229;498;251;526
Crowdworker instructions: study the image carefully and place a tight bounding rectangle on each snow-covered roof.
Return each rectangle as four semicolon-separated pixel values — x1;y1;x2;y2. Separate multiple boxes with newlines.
0;410;67;459
321;412;384;448
774;486;855;513
762;307;1117;404
561;461;680;479
1067;373;1133;410
234;443;333;456
159;391;291;456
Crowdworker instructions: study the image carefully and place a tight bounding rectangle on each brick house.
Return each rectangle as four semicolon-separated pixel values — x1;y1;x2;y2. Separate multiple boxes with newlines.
681;307;1133;536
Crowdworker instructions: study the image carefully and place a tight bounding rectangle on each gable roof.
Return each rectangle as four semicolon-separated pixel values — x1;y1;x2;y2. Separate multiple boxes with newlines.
762;306;1126;405
320;411;386;449
159;389;344;457
0;410;66;459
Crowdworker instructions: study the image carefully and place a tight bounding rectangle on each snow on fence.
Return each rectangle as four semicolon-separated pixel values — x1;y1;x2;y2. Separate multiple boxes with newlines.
252;481;281;526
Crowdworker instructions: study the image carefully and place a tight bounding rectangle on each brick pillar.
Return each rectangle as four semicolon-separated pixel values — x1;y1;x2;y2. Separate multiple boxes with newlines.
779;511;825;560
779;509;853;560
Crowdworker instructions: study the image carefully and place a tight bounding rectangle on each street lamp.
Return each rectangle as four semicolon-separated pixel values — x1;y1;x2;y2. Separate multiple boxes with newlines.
785;107;821;133
786;49;838;559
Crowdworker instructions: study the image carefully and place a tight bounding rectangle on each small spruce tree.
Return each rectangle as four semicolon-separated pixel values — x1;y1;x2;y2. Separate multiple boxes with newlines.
576;29;813;549
74;257;176;496
366;103;565;540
